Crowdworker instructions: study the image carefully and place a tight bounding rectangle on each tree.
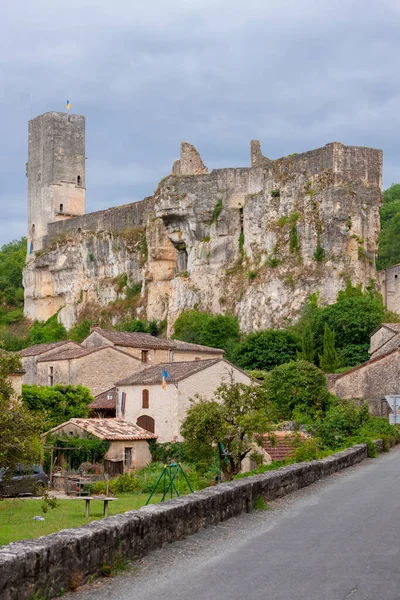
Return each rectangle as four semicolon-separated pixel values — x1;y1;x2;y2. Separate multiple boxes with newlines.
266;360;331;420
0;351;42;472
181;380;274;479
297;324;315;363
376;183;400;270
233;329;299;371
173;310;240;351
22;384;94;431
319;324;339;373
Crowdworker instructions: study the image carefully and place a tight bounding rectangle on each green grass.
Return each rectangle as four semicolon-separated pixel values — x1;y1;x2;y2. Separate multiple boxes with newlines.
0;493;162;546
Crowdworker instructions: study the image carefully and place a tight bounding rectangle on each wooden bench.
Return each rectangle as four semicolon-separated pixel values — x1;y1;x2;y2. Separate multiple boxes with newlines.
69;496;118;517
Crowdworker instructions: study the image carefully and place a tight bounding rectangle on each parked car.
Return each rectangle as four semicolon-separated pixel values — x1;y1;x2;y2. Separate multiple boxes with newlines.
0;465;49;497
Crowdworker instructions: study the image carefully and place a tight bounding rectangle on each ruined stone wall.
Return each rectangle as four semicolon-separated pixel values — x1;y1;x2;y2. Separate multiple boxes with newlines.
23;140;384;333
0;442;382;600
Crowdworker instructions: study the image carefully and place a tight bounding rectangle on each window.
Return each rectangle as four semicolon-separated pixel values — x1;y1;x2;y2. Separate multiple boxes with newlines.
141;350;148;364
142;389;149;409
124;447;132;468
49;366;54;387
59;203;63;213
77;175;81;186
107;392;113;401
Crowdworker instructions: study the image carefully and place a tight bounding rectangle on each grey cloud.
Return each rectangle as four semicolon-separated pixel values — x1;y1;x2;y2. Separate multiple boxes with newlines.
1;0;400;245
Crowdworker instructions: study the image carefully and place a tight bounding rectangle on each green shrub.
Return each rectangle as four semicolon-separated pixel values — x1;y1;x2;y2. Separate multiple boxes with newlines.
271;189;280;198
248;270;257;281
266;360;331;420
313;243;325;262
234;330;300;371
211;199;223;224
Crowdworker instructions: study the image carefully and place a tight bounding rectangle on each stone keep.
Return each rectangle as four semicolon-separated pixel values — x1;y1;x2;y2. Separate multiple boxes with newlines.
27;112;86;253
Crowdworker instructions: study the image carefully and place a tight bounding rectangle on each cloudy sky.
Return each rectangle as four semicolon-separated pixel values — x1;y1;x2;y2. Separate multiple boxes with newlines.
1;0;400;246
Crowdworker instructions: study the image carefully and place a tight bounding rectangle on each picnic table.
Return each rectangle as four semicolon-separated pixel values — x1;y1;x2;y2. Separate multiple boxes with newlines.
69;496;118;517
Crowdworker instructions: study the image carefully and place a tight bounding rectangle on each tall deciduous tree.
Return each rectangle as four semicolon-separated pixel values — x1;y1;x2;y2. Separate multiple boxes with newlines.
0;351;42;472
233;329;300;371
181;380;274;479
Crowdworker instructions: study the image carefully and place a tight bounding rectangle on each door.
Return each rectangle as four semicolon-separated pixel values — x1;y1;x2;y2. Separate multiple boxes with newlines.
137;415;155;433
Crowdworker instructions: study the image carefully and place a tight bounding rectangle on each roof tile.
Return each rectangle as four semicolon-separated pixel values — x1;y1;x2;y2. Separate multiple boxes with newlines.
47;418;157;441
116;358;222;386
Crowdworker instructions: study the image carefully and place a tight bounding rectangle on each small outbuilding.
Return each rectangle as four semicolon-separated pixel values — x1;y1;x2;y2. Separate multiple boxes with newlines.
44;418;157;475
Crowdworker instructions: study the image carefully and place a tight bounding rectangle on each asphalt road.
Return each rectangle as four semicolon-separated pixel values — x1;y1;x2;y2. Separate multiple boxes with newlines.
71;448;400;600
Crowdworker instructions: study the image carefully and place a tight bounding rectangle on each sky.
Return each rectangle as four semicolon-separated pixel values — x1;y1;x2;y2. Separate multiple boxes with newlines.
1;0;400;246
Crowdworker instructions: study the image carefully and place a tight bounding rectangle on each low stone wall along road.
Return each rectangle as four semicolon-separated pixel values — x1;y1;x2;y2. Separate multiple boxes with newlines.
71;447;400;600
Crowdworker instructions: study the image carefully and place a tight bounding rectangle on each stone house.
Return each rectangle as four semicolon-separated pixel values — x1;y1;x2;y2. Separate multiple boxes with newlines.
328;348;400;416
20;341;81;385
8;369;25;397
44;418;156;474
369;323;400;360
81;327;224;367
35;346;141;397
116;358;253;442
88;388;117;418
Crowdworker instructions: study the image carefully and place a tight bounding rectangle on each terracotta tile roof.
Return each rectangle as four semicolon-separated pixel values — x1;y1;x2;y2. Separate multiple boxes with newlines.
37;345;140;363
116;358;222;386
264;431;307;462
88;327;224;354
88;388;117;410
46;418;157;441
20;341;80;357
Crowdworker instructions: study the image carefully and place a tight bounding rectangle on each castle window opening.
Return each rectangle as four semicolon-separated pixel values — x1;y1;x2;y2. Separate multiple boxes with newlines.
142;389;149;409
141;350;148;364
395;275;398;279
77;175;81;186
59;204;63;213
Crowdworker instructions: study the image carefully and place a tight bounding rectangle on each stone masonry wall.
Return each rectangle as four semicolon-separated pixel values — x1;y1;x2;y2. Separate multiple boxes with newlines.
23;139;385;332
0;442;386;600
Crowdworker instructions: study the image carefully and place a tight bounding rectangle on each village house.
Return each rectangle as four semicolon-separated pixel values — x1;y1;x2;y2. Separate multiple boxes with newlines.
88;388;117;418
20;341;81;385
8;369;25;397
369;323;400;360
328;323;400;416
44;417;157;475
81;327;224;366
115;358;253;442
35;345;141;397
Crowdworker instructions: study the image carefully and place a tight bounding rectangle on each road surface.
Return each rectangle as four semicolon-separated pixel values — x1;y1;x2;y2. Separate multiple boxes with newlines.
71;448;400;599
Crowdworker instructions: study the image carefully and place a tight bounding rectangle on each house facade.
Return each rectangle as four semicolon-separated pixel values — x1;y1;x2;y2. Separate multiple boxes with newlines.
20;341;81;385
35;346;141;396
116;358;253;442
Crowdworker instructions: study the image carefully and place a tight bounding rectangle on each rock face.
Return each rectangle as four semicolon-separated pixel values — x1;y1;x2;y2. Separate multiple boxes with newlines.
23;139;383;332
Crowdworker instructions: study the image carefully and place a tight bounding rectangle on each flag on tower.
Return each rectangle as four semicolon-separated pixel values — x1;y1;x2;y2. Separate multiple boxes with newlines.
66;99;71;110
161;369;169;390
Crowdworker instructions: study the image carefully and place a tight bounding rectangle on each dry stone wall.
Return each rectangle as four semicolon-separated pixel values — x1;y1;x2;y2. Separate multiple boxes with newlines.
0;442;384;600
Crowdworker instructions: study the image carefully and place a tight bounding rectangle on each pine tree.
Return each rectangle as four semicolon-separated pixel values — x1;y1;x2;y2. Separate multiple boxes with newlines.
297;324;315;363
319;324;339;373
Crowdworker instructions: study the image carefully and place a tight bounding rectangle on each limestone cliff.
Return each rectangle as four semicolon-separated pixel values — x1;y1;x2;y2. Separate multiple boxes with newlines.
23;140;383;333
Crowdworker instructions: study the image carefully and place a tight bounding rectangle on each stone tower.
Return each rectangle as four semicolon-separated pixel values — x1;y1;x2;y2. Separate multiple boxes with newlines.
27;111;86;254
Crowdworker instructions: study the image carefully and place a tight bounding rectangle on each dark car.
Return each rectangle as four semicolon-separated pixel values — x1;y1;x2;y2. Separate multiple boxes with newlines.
0;465;49;497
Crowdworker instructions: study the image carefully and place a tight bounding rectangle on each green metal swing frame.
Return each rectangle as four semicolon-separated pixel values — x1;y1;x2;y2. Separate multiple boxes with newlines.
145;462;194;505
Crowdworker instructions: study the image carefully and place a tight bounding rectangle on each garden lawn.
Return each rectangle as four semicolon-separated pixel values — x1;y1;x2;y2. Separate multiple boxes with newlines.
0;493;162;546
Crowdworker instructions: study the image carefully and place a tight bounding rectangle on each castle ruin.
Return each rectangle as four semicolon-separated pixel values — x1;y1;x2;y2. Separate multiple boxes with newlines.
23;111;400;333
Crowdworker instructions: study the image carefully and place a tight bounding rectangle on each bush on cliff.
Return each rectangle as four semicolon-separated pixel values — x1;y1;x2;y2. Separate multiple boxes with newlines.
173;310;240;353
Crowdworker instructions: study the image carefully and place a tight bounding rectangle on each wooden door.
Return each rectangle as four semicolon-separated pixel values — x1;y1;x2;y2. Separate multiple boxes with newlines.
137;415;155;433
